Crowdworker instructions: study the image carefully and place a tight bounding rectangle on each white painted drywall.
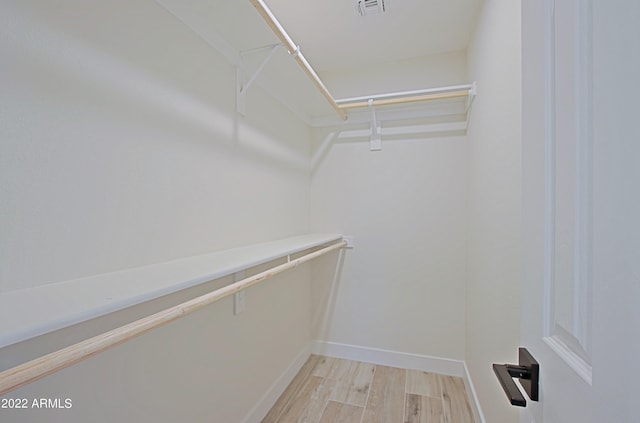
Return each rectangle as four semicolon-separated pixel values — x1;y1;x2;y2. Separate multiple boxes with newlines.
0;1;314;421
320;50;468;99
0;1;310;293
0;261;313;423
465;0;522;422
309;47;470;363
309;130;468;360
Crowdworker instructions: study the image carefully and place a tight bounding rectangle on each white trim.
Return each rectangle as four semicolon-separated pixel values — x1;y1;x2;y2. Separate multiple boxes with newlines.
311;341;487;421
241;344;311;423
543;336;592;385
311;340;464;377
571;0;593;358
542;0;594;380
542;0;557;340
244;341;486;423
463;362;487;423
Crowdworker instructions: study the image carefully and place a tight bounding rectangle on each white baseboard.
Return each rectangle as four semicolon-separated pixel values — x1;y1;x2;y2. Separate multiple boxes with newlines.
311;340;465;377
312;340;486;423
463;362;487;423
243;341;486;423
241;343;311;423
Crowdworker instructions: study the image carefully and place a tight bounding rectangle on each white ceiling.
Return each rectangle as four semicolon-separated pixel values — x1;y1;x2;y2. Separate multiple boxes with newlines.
264;0;483;72
156;0;483;122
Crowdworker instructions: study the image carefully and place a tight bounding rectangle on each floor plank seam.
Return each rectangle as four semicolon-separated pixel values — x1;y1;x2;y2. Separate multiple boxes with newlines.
439;374;447;423
359;364;374;423
264;356;475;423
402;369;407;423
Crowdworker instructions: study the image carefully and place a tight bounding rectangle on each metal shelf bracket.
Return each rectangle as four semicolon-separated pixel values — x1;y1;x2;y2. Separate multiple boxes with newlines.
368;99;381;151
236;44;281;115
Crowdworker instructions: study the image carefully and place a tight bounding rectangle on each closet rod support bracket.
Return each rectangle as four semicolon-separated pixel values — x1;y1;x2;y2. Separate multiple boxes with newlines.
465;81;478;112
236;44;282;116
368;99;381;151
342;236;355;248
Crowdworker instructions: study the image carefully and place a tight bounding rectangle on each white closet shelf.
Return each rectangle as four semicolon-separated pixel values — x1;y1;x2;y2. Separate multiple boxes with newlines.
0;234;343;349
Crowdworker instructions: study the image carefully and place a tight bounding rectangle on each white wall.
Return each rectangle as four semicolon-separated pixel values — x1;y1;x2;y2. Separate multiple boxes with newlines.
465;0;522;422
310;133;467;360
0;1;529;421
0;0;310;293
320;50;468;98
309;50;469;360
0;1;314;421
0;261;313;423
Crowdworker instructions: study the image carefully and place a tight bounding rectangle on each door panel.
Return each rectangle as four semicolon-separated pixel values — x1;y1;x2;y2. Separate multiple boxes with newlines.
521;0;640;422
545;0;593;379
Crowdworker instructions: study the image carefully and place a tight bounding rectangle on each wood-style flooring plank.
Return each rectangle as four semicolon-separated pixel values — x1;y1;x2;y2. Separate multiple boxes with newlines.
439;375;474;423
318;401;363;423
328;359;375;406
261;355;321;423
406;370;442;398
275;376;333;423
311;355;337;378
361;365;406;423
263;356;475;423
404;393;444;423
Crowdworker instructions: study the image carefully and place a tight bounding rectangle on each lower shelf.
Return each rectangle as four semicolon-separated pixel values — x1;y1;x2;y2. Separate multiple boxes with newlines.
0;233;342;349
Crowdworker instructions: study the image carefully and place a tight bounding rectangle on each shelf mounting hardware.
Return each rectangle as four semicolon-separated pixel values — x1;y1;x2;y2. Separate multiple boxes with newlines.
236;44;281;116
368;99;381;151
465;82;477;112
249;0;348;120
464;82;478;127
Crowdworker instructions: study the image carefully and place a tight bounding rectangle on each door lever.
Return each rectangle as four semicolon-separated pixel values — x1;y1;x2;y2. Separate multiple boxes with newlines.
492;347;539;407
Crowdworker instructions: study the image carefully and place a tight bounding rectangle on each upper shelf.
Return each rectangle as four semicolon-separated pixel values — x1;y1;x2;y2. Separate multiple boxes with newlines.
155;0;476;128
155;0;341;123
0;234;343;349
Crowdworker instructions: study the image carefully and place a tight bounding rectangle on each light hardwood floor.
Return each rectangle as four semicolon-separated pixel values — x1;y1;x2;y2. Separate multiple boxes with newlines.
262;355;475;423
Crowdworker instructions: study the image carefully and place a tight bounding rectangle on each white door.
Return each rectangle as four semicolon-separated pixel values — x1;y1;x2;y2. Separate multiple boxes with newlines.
520;0;640;422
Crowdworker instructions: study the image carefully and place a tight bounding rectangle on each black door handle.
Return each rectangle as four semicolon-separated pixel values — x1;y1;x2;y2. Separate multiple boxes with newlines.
492;348;539;407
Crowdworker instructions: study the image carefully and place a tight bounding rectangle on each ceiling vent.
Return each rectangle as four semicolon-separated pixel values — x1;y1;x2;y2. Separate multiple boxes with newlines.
355;0;388;16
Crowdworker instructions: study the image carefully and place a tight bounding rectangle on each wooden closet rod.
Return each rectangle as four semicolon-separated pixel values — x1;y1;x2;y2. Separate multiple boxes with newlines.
249;0;348;121
0;240;347;396
335;84;475;110
337;90;470;109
